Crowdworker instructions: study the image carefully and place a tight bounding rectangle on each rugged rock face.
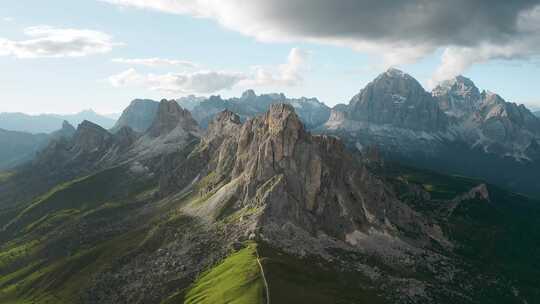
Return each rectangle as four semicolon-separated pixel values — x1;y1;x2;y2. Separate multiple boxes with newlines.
112;99;160;133
163;104;447;264
231;105;441;247
434;77;540;160
131;100;201;160
147;100;199;138
432;75;481;117
72;120;113;153
348;68;447;131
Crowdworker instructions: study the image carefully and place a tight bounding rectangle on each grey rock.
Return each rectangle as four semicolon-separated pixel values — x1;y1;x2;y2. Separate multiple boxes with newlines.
112;99;160;133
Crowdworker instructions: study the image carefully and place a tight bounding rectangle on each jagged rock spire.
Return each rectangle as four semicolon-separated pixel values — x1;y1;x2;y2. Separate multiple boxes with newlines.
146;99;199;137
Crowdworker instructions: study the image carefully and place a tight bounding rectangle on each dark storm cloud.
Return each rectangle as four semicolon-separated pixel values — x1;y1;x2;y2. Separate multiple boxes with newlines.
248;0;540;47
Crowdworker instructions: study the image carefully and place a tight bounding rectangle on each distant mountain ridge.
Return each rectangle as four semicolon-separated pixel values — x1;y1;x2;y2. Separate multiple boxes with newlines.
0;120;76;170
113;90;331;133
190;90;331;129
325;68;540;197
0;109;117;134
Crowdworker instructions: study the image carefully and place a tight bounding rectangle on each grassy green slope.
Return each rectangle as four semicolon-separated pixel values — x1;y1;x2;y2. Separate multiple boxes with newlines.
177;242;264;304
0;165;158;303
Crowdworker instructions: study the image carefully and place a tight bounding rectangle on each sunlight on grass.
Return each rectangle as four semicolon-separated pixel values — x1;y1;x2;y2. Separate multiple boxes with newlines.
183;242;264;304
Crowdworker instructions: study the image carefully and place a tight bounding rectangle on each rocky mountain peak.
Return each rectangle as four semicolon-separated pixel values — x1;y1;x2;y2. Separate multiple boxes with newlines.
384;67;407;77
265;103;305;138
61;120;75;131
182;105;444;258
348;68;447;131
433;75;480;99
112;99;160;133
241;89;257;100
48;120;76;142
76;120;109;135
73;120;112;152
375;68;422;88
205;110;242;144
433;75;481;117
146;99;199;138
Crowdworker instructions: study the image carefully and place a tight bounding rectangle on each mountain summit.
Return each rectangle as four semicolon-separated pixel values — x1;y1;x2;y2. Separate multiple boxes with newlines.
348;68;448;131
432;75;482;117
147;99;199;138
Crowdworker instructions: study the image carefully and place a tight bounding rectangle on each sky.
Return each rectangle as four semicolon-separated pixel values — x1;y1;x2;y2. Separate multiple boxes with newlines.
1;0;540;115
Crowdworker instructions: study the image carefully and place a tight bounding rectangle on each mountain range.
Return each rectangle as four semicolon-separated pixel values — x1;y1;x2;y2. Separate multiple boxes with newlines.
0;110;117;134
0;70;540;303
0;121;77;170
113;90;330;132
325;68;540;198
109;70;540;198
0;99;538;303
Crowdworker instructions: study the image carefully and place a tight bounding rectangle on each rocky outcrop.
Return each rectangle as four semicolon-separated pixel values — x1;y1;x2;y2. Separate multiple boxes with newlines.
72;120;113;153
112;99;159;133
131;100;201;159
147;100;199;138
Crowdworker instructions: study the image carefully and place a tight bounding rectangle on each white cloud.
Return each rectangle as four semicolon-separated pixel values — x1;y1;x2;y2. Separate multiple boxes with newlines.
0;26;119;58
244;47;310;87
108;47;309;94
112;57;197;68
2;17;14;23
108;68;245;94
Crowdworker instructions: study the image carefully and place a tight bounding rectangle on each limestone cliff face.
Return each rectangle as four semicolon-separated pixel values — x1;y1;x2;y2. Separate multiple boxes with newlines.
172;104;446;257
